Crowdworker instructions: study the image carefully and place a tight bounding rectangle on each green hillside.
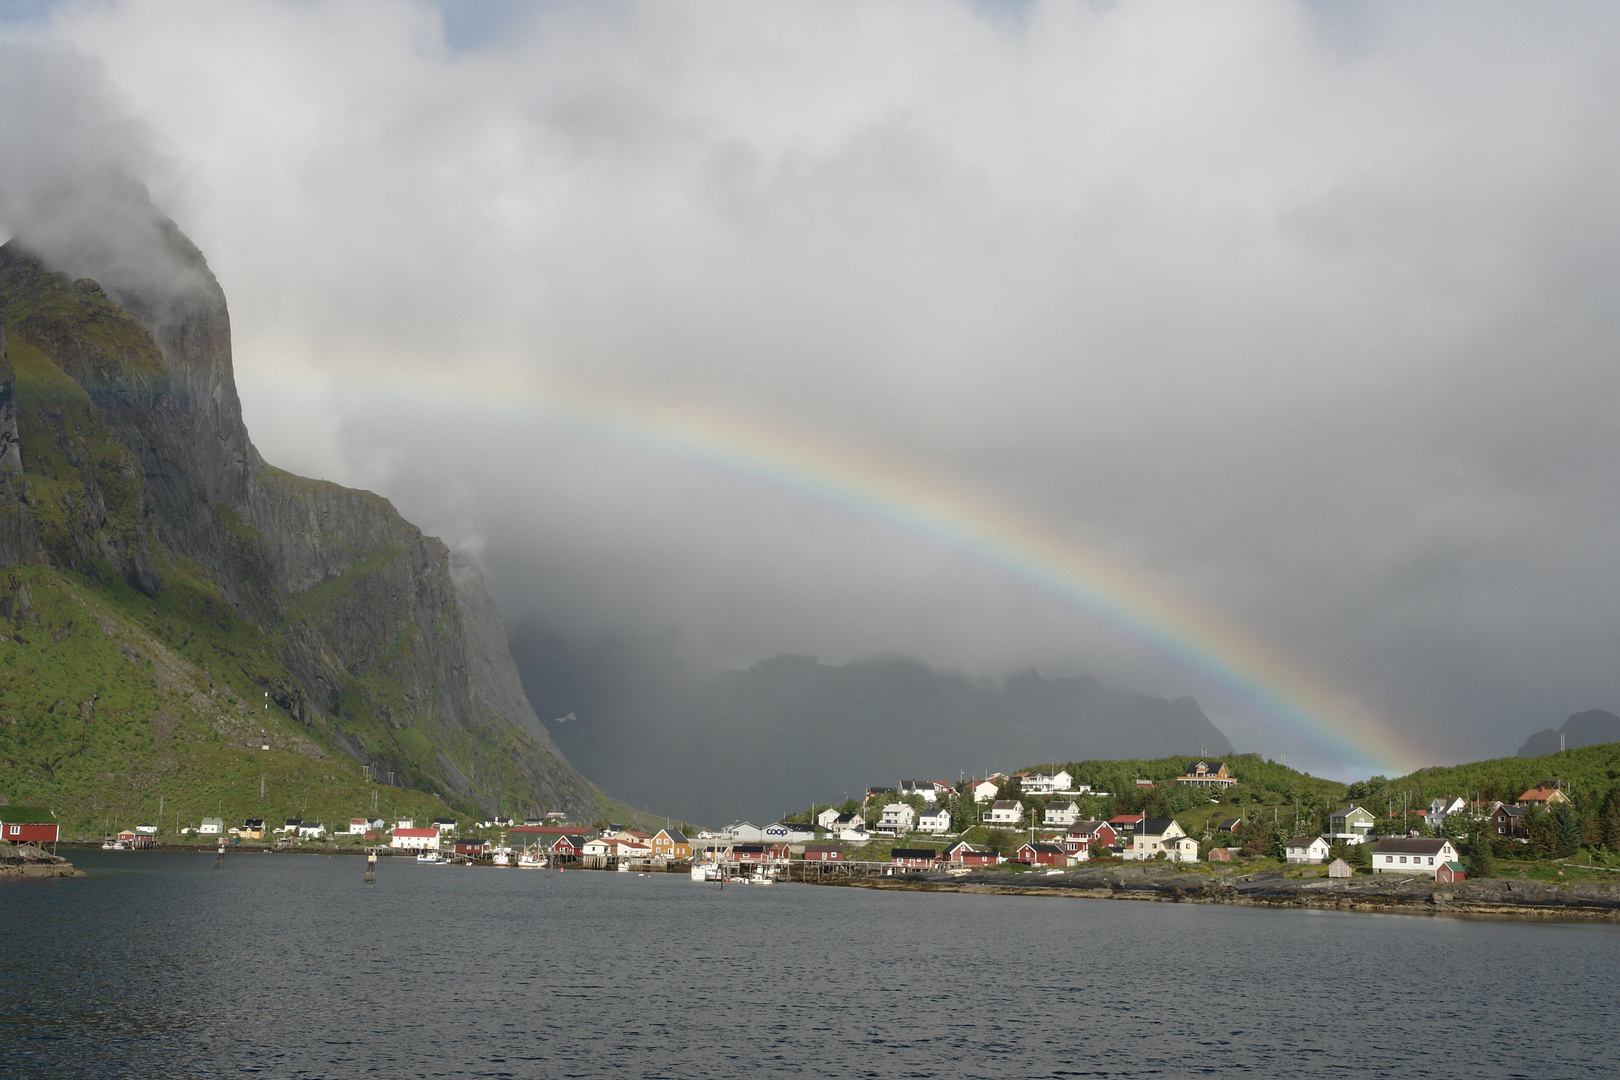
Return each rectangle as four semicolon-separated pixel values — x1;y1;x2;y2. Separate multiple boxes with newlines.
1375;743;1620;806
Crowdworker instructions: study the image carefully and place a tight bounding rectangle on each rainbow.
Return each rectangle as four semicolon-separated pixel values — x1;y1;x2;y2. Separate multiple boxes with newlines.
288;365;1417;777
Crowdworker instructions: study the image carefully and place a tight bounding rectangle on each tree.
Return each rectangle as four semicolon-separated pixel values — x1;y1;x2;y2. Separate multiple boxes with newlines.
1268;827;1286;862
1526;808;1555;860
1349;840;1371;869
1240;820;1271;858
1464;834;1495;879
1553;804;1581;859
1602;788;1620;851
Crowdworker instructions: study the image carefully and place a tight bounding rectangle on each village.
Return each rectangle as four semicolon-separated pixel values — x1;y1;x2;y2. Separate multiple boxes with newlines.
14;757;1603;890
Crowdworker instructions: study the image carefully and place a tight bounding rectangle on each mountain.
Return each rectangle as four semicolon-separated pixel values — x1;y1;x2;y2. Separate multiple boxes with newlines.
1516;709;1620;758
511;629;1234;825
0;190;611;832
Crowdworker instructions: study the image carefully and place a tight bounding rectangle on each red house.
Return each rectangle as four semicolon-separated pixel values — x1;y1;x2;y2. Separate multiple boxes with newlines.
1016;842;1069;867
1062;821;1116;856
454;838;492;857
549;834;586;858
2;821;60;844
802;843;844;861
941;840;1000;866
890;848;939;869
732;843;790;863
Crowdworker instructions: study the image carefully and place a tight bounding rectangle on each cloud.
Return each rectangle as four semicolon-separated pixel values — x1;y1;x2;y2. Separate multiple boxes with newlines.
7;1;1620;778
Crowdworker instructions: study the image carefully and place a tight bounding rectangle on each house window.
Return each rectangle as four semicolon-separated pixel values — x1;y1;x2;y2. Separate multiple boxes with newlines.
1399;856;1407;863
1428;858;1434;865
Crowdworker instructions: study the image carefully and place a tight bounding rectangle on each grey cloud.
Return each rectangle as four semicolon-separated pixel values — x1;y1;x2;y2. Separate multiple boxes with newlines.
8;2;1620;781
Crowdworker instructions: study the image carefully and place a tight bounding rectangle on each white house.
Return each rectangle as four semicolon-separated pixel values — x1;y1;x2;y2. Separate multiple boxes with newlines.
1425;797;1468;830
198;817;225;836
985;800;1024;826
1124;818;1190;861
1043;800;1080;827
827;813;863;835
839;825;872;843
1023;770;1074;795
916;808;950;834
875;803;917;836
1284;835;1331;864
971;775;1007;803
390;827;439;851
394;818;415;830
347;817;370;835
899;780;944;804
298;822;327;840
816;807;846;831
1371;838;1458;876
432;818;458;834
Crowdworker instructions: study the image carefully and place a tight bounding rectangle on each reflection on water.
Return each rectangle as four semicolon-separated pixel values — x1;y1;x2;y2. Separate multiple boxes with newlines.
3;849;1616;1078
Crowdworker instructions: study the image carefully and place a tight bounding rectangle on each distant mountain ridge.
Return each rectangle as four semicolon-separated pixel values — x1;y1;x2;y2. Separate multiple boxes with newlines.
512;631;1234;825
1516;709;1620;758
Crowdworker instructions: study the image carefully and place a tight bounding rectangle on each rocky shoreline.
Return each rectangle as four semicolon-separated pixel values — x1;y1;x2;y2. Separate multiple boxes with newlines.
0;840;84;878
816;866;1620;922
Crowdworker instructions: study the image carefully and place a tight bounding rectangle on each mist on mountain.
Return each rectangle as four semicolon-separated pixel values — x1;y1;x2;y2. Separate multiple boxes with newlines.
511;626;1232;825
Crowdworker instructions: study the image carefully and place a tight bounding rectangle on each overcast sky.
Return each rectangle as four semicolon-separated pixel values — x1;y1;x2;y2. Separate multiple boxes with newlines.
3;1;1618;779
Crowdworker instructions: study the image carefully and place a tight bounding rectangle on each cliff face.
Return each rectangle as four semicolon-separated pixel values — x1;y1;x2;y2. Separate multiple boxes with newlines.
0;199;601;819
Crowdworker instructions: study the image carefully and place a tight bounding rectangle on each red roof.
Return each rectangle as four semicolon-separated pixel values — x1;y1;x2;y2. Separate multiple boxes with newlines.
1519;787;1562;802
392;828;439;838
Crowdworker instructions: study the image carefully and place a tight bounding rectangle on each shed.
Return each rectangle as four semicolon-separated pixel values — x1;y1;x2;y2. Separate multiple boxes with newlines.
1327;858;1352;879
890;848;939;869
2;807;61;846
1435;861;1467;884
1207;847;1232;863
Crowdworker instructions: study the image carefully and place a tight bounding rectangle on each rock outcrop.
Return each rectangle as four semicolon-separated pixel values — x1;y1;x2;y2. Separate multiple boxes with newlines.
0;191;602;819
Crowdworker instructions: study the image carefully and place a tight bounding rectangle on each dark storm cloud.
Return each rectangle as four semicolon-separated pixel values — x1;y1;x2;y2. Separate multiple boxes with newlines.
9;1;1620;779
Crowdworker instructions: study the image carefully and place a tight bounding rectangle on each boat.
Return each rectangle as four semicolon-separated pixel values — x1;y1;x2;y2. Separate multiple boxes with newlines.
416;850;442;864
517;850;547;869
690;861;721;881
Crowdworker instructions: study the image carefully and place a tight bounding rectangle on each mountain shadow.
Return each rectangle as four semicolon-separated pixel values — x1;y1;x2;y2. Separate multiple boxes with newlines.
510;627;1233;825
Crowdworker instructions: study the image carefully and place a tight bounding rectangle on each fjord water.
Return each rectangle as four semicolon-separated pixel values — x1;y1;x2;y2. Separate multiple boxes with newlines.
4;852;1613;1078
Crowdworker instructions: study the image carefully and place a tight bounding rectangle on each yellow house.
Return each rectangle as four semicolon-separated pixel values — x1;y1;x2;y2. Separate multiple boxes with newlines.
651;828;692;861
1517;785;1570;808
1174;760;1238;789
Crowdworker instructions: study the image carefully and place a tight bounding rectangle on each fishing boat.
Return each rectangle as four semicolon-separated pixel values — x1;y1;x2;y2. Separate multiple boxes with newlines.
415;850;442;864
491;848;511;867
517;850;547;869
689;860;721;881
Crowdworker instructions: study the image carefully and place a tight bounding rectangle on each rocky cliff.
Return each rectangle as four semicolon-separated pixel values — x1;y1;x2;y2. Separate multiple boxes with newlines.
0;191;603;820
